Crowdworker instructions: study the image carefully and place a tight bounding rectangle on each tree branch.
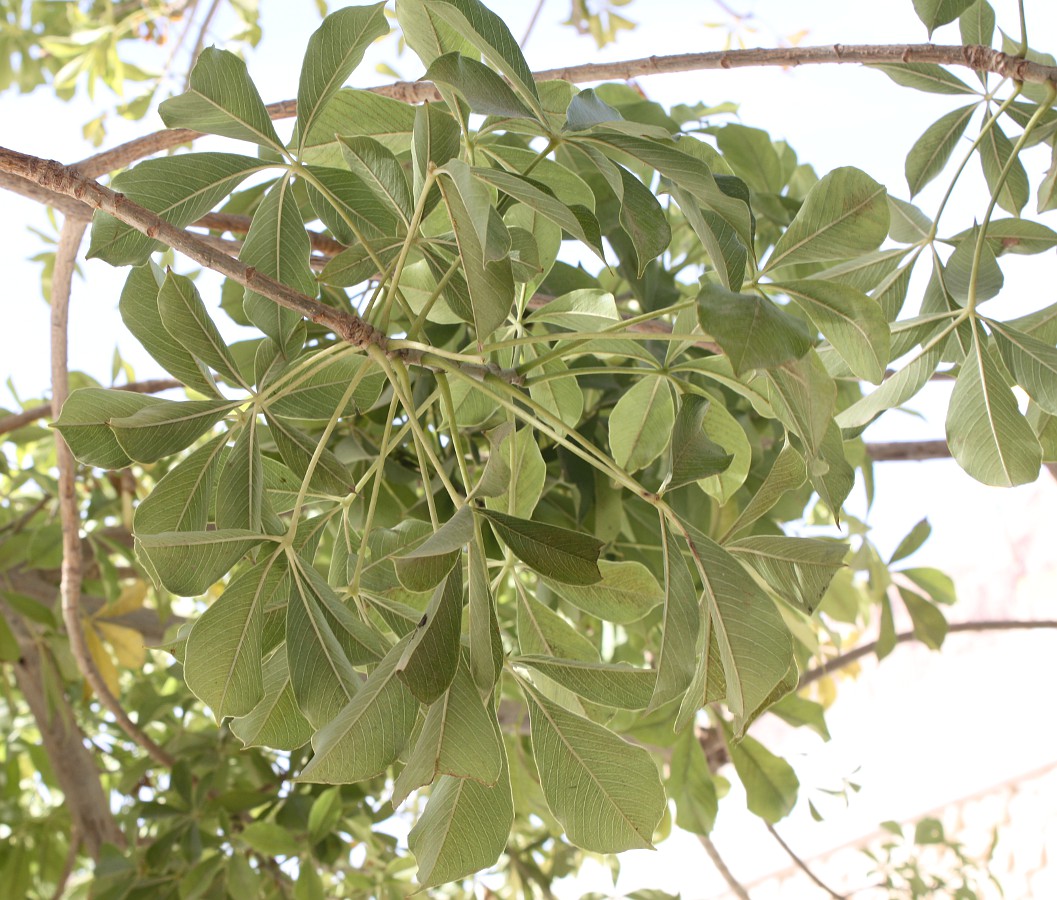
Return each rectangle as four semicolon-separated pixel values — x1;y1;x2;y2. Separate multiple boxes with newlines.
799;619;1057;689
765;821;846;899
698;833;752;899
865;440;952;461
50;215;176;769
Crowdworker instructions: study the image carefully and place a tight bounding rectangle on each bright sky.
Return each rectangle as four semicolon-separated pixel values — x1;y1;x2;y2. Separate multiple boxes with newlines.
2;1;1056;896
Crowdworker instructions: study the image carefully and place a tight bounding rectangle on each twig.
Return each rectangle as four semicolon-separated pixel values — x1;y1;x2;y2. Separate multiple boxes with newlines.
50;215;176;769
698;833;752;899
765;821;846;899
521;0;547;47
865;440;952;462
799;619;1057;689
184;0;222;90
0;377;180;438
68;43;1057;179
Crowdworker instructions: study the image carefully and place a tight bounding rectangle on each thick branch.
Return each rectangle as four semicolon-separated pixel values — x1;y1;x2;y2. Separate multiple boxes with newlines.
865;440;952;461
799;619;1057;689
50;216;176;769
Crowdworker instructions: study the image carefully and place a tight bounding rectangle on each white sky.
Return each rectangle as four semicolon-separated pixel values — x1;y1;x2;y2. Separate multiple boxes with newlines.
2;1;1056;896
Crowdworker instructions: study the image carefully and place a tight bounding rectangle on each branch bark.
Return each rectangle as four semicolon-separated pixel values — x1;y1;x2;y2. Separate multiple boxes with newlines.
49;215;177;769
799;619;1057;689
1;598;124;860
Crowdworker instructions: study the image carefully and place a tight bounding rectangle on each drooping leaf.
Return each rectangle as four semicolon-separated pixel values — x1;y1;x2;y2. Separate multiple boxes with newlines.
135;530;269;597
392;660;503;806
730;734;800;823
229;651;314;750
159;48;283;151
905;105;976;196
979;120;1029;215
215;423;264;532
991;321;1057;414
516;656;655;709
184;555;287;719
698;284;815;376
54;389;166;469
765;167;889;272
157;270;244;386
900;588;949;649
298;636;418;783
395;506;473;593
766;352;837;459
945;333;1041;485
296;4;389;155
133;434;226;534
425;52;533;118
870;61;976;94
408;746;513;888
395;565;463;704
648;520;701;711
615;163;672;277
668;727;719;835
467;539;504;696
482;426;545;518
666;394;733;491
728;536;846;614
723;441;807;539
108;398;235;464
479;509;602;585
564;87;623;131
524;683;666;853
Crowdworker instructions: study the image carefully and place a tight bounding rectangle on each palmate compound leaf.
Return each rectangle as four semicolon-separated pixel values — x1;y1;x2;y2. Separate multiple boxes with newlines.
764;166;889;273
295;3;389;156
478;509;602;586
297;635;419;784
945;330;1042;486
407;744;513;889
159;47;283;151
541;560;663;624
184;554;288;720
523;682;666;853
392;659;503;807
698;284;816;377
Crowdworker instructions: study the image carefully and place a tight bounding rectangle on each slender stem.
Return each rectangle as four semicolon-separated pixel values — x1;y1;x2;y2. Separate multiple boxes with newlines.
966;82;1056;313
765;822;846;899
376;169;437;331
435;372;473;498
406;257;461;341
520;0;546;47
698;833;752;900
1017;0;1029;58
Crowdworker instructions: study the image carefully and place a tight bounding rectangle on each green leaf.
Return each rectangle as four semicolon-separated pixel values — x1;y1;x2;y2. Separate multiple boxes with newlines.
900;588;949;649
426;52;532;118
108;398;235;464
765;167;889;271
870;62;976;94
437;167;514;340
945;333;1042;485
670;183;747;293
666;395;733;491
960;0;995;50
215;423;264;531
392;660;503;806
543;559;662;623
395;565;463;704
912;0;975;35
694;398;752;504
483;426;546;518
425;0;541;113
836;343;943;429
766;352;837;459
230;651;314;750
524;684;665;852
467;540;504;697
285;564;364;727
305;164;403;243
527;355;585;428
298;637;418;783
723;441;807;538
945;229;1003;304
778;279;890;384
134;435;226;534
668;727;719;835
471;166;604;259
698;284;815;376
517;591;599;662
905;105;976;196
239;175;316;355
731;735;800;823
891;518;932;564
408;747;513;888
54;388;165;469
184;556;287;719
296;4;389;155
769;692;831;740
714;123;784;194
337;135;413;225
395;505;473;593
517;656;654;709
269;354;383;420
157;271;244;386
615;163;671;277
565;87;622;131
685;527;794;732
135;530;268;596
728;536;846;614
89;154;266;266
479;509;602;585
991;322;1057;414
979;120;1029;215
119;266;219;397
265;413;355;496
302;89;417;164
949;218;1057;256
608;375;674;473
240;822;300;857
159;48;283;151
